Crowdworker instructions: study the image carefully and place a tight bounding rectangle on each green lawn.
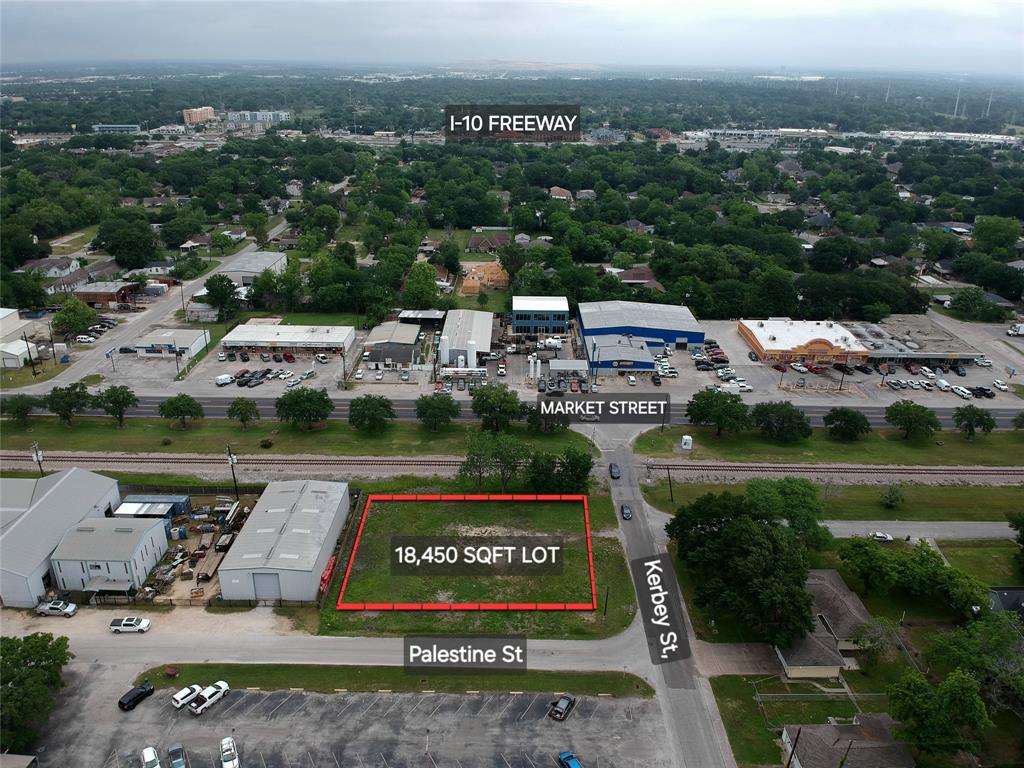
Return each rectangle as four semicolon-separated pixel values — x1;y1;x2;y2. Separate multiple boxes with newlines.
455;288;510;313
711;676;858;768
642;480;1024;521
136;663;653;697
936;539;1022;585
0;418;593;458
427;228;472;250
48;224;99;255
321;533;635;639
237;311;366;328
0;361;72;389
634;425;1024;466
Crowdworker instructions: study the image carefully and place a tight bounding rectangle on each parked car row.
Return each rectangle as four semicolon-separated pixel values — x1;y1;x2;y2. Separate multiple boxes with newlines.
541;375;593;395
139;737;237;768
693;339;729;371
231;367;315;388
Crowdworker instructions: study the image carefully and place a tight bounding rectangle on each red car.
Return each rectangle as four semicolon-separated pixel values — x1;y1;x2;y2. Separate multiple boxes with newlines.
283;352;295;363
772;363;786;372
569;380;579;392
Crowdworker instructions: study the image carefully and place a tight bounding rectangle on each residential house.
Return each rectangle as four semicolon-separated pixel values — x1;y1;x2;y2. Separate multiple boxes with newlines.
781;714;914;768
576;189;597;201
613;264;666;293
1007;259;1024;272
434;263;454;293
528;238;552;250
18;257;81;279
808;211;833;229
622;219;655;235
722;167;745;184
462;262;510;294
222;228;247;242
776;570;871;679
142;197;173;208
119;197;141;207
776;159;804;177
466;232;511;253
127;261;176;277
514;233;531;246
179;234;210;256
549;186;573;202
45;268;90;295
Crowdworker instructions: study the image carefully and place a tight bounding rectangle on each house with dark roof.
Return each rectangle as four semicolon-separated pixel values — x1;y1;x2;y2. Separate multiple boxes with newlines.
989;587;1024;620
781;714;914;768
466;232;511;253
180;233;210;255
613;264;667;293
622;219;655;235
776;570;871;679
576;189;597;201
18;257;81;279
776;159;804;177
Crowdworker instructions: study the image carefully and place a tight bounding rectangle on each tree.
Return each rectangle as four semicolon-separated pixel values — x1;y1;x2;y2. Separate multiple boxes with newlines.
275;387;335;430
1007;510;1024;575
415;393;460;432
950;286;1008;323
851;617;899;671
927;611;1024;712
525;451;558;492
51;297;97;334
348;394;395;433
227;397;260;429
471;383;521;432
459;431;496;490
973;216;1021;252
44;382;91;426
1013;411;1024;431
750;401;811;443
685;390;749;437
823;407;872;441
885;399;941;440
490;433;531;492
838;538;897;593
402;261;439;309
94;385;138;428
744;477;831;549
888;668;992;755
209;231;234;257
952;404;996;440
158;393;204;429
1;393;40;427
0;633;73;752
557;445;594;492
880;483;905;510
203;273;240;322
861;302;891;323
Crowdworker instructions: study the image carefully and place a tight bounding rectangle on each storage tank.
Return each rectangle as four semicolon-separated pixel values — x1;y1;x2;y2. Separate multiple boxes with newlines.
457;354;466;368
467;339;477;368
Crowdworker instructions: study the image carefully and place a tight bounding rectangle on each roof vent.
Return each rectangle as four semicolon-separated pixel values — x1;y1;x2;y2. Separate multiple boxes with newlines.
769;335;776;341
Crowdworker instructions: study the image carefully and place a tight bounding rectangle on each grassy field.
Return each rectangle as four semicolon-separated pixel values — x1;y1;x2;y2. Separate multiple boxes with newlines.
0;361;71;389
634;425;1024;466
48;224;99;255
0;418;594;457
136;663;653;697
237;311;366;328
711;676;858;768
321;533;635;639
936;539;1022;585
455;288;510;313
642;480;1024;521
340;498;595;606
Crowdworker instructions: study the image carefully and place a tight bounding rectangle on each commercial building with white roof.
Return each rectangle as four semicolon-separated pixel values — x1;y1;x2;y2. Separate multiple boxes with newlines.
439;309;493;367
134;328;211;358
512;295;569;335
50;517;167;594
218;480;350;602
220;251;287;286
220;323;355;353
0;307;34;344
578;300;704;371
0;468;121;607
738;318;869;363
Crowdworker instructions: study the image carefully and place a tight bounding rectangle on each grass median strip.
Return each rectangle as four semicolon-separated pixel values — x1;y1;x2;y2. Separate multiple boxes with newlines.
634;425;1023;465
135;663;654;697
642;480;1024;521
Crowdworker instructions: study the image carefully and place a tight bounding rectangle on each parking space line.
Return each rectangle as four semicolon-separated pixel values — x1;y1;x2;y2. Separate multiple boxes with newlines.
307;751;316;767
208;749;217;768
408;695;429;715
378;753;390;768
233;692;269;718
518;694;538;721
426;754;439;768
335;697;358;719
473;695;493;716
267;692;296;719
498;695;517;717
361;694;380;715
259;751;268;768
499;754;513;768
523;753;538;768
332;752;341;768
427;696;447;718
587;701;600;720
217;691;249;716
453;698;468;716
381;696;403;718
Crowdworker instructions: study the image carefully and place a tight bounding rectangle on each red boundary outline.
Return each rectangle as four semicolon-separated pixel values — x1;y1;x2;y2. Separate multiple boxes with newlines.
336;494;596;611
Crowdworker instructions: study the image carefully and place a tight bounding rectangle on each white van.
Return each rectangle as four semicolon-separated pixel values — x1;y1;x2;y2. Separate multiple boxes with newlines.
215;374;233;387
935;379;951;391
75;335;96;343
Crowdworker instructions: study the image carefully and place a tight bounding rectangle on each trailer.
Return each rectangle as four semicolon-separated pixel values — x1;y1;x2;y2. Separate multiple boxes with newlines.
196;549;225;583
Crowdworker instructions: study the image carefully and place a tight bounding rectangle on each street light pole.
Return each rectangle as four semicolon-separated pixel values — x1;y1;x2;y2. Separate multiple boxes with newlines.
30;441;44;477
226;445;240;500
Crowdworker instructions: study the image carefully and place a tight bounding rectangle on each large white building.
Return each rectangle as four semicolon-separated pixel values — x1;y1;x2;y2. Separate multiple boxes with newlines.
439;309;493;367
221;251;287;287
0;340;38;369
0;469;121;607
134;328;210;359
0;307;33;344
218;480;350;602
50;518;167;594
220;324;355;353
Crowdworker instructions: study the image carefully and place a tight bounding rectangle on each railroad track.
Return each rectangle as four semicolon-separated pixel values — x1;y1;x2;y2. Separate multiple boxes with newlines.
646;462;1024;478
0;452;464;468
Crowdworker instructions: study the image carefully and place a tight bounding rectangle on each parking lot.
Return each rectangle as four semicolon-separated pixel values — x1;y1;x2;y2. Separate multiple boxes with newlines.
43;663;667;768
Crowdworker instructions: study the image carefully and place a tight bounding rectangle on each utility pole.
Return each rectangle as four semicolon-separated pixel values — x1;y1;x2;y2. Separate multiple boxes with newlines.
47;322;57;368
666;467;674;503
22;332;39;378
986;90;994;118
180;283;187;314
953;88;961;118
226;445;240;500
884;82;891;103
30;442;44;477
784;728;802;768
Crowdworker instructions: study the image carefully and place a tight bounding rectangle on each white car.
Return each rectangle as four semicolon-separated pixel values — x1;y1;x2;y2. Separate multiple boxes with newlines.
737;383;753;392
109;616;151;633
220;737;240;768
975;358;993;367
35;599;78;617
286;379;301;388
75;335;97;343
790;363;808;373
870;531;894;542
188;681;230;716
374;370;384;381
951;385;972;400
908;380;921;390
919;366;935;379
171;684;204;710
627;375;637;386
280;370;294;379
218;352;227;361
141;747;162;768
315;353;329;364
992;379;1009;391
497;365;507;376
354;368;364;380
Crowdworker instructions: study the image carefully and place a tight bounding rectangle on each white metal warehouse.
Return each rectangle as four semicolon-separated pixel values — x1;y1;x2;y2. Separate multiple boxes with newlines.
220;324;355;353
218;480;350;602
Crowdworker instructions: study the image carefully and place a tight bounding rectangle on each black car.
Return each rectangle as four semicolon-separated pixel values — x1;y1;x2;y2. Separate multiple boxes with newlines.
272;353;283;363
227;352;237;361
546;389;565;397
854;364;874;375
953;366;967;377
239;352;250;362
118;346;135;354
833;363;854;374
620;504;633;520
548;694;578;721
696;363;714;371
246;378;264;388
609;463;621;480
747;351;759;362
118;679;154;711
652;374;662;386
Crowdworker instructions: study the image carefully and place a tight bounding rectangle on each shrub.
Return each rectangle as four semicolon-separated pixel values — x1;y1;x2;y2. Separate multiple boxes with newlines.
260;438;274;449
160;437;172;446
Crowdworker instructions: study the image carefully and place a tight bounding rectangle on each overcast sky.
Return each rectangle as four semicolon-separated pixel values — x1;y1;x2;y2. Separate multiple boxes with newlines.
2;0;1022;78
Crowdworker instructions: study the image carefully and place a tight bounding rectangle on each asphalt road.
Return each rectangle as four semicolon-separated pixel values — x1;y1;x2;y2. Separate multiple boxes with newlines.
825;520;1015;540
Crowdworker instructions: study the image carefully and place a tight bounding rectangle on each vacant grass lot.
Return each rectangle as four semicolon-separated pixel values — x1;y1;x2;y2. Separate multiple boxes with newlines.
0;418;594;457
340;498;595;606
634;425;1023;466
137;663;654;697
937;539;1022;585
455;288;510;313
0;361;71;389
642;480;1024;521
237;311;366;328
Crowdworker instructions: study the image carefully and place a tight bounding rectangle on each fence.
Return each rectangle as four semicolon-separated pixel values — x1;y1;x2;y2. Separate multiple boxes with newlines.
120;483;266;496
91;594;318;609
